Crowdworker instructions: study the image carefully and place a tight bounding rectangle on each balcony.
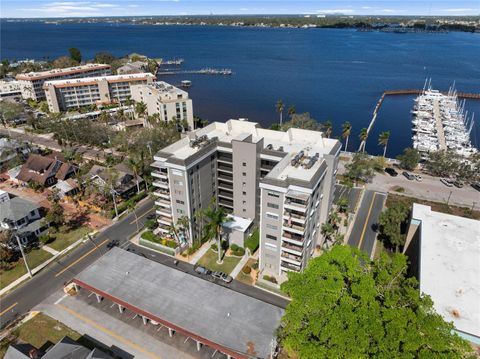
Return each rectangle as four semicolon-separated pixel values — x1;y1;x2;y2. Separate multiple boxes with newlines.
281;261;302;272
153;180;169;190
153;190;170;200
152;171;168;180
281;242;303;256
217;164;233;174
217;155;232;164
282;231;304;246
217;181;233;191
281;252;303;265
156;207;172;217
155;199;171;208
218;189;233;199
218;198;233;208
283;210;306;224
157;216;173;226
284;198;308;212
283;221;305;235
218;173;233;183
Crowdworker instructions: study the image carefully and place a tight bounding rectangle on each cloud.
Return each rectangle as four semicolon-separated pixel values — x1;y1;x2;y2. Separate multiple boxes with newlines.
361;6;372;9
316;9;355;14
127;4;139;8
17;1;121;16
442;8;476;12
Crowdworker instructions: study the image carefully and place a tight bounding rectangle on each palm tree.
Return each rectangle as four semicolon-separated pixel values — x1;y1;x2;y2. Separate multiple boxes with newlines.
287;105;296;117
359;127;368;152
276;100;284;126
323;121;333;138
127;157;141;194
135;101;147;118
378;131;390;157
341;121;352;152
202;201;231;264
177;215;190;244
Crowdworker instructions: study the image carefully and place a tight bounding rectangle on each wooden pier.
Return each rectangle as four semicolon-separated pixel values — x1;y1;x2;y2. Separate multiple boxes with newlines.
357;88;480;151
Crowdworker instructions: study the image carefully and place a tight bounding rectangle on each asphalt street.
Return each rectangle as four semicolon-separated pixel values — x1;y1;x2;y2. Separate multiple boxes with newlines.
333;184;362;212
1;197;289;329
0;198;156;328
347;190;387;258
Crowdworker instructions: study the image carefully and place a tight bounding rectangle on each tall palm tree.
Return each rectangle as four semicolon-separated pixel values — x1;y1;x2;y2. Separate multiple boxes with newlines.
323;121;333;138
276;100;284;126
135;101;147;118
359;127;368;153
202;201;231;264
127;157;141;193
341;121;352;152
378;131;390;157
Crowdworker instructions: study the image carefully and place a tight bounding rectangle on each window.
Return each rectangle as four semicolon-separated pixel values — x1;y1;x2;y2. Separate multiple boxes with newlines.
267;202;279;209
242;191;246;195
243;209;246;212
242;162;246;166
242;200;246;205
267;192;280;198
266;212;278;220
265;243;277;250
242;172;246;176
176;200;185;205
242;182;246;187
266;234;277;241
266;224;278;230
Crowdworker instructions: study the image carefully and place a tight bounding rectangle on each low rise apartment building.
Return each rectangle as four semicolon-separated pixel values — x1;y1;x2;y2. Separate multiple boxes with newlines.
44;73;155;112
130;81;194;129
0;79;22;98
151;119;340;278
15;63;111;101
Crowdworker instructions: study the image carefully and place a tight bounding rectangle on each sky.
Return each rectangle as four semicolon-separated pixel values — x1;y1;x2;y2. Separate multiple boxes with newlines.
1;0;479;18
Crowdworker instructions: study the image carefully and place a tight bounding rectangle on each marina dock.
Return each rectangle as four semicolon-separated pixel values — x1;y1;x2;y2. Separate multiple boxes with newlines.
157;68;233;76
433;99;447;151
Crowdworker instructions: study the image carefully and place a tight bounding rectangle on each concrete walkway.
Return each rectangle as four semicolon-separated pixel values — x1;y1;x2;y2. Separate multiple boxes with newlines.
229;254;250;278
41;245;60;255
187;241;212;264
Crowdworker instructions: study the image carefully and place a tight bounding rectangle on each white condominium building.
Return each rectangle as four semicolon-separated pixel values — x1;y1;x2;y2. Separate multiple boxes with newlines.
151;119;340;280
15;63;111;101
130;81;194;130
43;73;155;112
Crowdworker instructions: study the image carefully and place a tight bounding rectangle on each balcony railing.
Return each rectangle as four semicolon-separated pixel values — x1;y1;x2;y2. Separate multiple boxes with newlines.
218;181;233;190
218;173;233;182
218;198;234;208
283;221;305;232
282;231;304;243
282;241;304;253
155;199;171;208
281;252;303;263
283;211;306;223
281;261;302;272
218;190;233;199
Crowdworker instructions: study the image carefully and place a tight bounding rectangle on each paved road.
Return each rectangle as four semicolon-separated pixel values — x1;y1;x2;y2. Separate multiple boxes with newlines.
333;184;362;212
347;190;386;258
0;199;156;328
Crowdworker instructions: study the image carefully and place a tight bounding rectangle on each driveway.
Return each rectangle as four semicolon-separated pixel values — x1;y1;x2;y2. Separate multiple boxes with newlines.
367;172;480;209
347;190;386;258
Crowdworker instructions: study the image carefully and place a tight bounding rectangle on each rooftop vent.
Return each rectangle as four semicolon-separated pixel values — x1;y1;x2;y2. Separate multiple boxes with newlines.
291;150;304;167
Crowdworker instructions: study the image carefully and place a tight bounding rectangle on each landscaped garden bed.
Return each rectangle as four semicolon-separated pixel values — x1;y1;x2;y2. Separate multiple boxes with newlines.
139;230;179;256
197;248;241;274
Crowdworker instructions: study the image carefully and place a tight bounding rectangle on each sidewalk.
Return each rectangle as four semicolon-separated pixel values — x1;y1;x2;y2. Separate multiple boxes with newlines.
187;241;211;264
229;254;250;278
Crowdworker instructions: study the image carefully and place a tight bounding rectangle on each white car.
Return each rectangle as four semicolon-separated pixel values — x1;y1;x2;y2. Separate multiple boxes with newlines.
440;178;454;187
415;175;422;182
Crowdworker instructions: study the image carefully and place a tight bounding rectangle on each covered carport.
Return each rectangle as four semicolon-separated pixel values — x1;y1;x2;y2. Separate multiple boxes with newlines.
72;247;284;359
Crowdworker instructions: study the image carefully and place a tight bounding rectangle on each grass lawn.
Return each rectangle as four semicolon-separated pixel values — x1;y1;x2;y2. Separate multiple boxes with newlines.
197;249;241;274
49;226;90;252
0;249;53;290
235;258;257;285
0;313;82;357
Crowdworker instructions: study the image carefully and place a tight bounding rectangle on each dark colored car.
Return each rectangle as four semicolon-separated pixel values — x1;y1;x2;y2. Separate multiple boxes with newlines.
471;182;480;192
385;167;398;177
194;265;212;276
402;171;415;180
146;213;156;220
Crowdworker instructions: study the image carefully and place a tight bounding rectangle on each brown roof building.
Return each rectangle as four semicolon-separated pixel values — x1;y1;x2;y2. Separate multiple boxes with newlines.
17;153;77;187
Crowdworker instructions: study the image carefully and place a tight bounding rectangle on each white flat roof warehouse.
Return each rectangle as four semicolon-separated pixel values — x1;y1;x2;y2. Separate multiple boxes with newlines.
413;204;480;340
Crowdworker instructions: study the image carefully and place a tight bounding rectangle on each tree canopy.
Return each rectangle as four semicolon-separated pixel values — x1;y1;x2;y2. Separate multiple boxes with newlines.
397;147;421;170
344;152;375;183
280;113;321;131
68;47;82;63
279;245;474;359
379;201;409;251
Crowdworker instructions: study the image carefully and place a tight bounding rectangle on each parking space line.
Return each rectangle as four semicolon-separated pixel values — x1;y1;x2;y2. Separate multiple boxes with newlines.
57;304;162;359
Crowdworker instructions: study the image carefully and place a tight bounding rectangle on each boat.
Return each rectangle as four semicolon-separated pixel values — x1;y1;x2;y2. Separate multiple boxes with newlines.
181;80;192;87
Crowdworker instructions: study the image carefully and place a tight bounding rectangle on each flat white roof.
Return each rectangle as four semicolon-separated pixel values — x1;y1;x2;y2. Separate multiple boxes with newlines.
16;63;110;80
223;214;253;233
44;73;154;87
158;119;339;182
413;203;480;338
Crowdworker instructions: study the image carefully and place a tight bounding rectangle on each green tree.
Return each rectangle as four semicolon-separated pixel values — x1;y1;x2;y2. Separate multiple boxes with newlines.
281;113;321;131
0;101;23;123
287;105;296;117
345;152;375;183
337;197;349;213
94;51;116;64
397;147;421;171
276;99;285;126
52;56;78;68
341;121;352;152
202;200;231;264
135;101;147;117
68;47;82;63
358;127;368;152
279;245;474;359
378;130;390;157
46;189;65;229
425;150;461;178
379;202;409;252
322;120;333;138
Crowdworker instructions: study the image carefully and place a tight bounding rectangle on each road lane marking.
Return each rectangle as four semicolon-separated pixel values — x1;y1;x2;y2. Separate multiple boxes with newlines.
54;294;69;305
129;207;154;225
55;239;109;278
358;192;377;250
57;304;161;359
0;302;18;317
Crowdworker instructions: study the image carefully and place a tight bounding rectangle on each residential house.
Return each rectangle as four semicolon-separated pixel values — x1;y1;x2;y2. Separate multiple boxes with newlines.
0;190;47;247
0;138;32;169
84;163;141;199
16;153;77;188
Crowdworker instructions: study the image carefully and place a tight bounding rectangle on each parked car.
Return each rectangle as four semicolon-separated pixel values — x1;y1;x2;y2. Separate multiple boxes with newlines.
471;182;480;192
194;265;211;276
453;180;464;188
415;175;422;182
402;171;415;180
385;167;398;177
211;271;232;283
146;213;156;220
440;178;454;187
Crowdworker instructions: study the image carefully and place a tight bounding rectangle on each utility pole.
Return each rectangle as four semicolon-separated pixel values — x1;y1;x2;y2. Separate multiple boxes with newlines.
111;189;119;218
15;235;32;279
446;190;453;206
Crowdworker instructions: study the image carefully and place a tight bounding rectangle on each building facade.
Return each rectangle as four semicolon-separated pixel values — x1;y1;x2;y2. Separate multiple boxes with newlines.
0;80;22;98
15;63;111;101
44;73;155;112
151;119;340;277
130;81;194;130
